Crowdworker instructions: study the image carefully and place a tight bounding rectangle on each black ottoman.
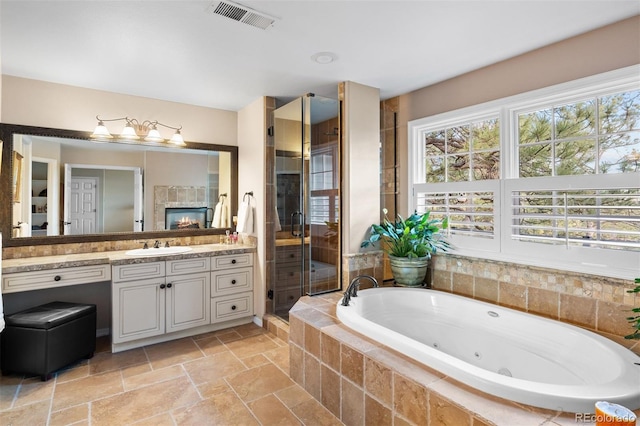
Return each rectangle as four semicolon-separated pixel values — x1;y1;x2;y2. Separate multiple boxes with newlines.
1;301;97;381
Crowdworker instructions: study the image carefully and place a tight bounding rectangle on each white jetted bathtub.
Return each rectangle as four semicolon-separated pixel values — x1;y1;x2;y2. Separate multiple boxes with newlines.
336;287;640;413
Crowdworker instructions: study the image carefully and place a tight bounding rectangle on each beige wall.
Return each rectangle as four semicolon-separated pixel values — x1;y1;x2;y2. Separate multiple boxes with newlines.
342;81;381;254
396;15;640;215
1;76;238;146
237;96;267;323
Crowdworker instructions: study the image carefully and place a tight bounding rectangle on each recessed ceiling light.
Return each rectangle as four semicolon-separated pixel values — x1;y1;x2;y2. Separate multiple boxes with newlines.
311;52;338;64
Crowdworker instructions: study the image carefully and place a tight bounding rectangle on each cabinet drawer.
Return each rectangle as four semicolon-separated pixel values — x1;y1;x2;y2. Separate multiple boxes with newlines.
275;265;302;287
212;253;253;270
166;257;211;276
113;262;165;283
2;264;111;293
211;292;253;323
211;267;253;296
276;246;302;264
275;287;301;311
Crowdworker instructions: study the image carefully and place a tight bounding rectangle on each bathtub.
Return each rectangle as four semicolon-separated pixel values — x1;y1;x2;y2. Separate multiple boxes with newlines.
336;287;640;413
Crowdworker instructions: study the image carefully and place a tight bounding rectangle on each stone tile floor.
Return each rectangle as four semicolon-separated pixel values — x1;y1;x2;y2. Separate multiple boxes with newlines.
0;323;343;425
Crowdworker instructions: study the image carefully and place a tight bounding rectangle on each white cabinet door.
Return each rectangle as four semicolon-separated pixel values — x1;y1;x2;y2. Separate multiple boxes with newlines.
166;272;211;333
113;278;166;343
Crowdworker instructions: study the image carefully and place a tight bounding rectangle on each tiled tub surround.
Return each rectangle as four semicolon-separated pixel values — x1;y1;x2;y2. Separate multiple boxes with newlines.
289;293;640;426
341;251;639;340
430;254;640;339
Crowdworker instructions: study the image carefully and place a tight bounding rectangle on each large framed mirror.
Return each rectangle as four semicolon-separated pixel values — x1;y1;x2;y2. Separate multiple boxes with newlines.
0;123;238;247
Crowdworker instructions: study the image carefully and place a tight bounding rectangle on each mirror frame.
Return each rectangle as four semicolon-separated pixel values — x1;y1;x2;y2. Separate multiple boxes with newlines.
0;123;238;247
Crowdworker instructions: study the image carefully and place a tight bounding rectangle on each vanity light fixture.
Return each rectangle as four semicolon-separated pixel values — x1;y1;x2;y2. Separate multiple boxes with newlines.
90;116;185;146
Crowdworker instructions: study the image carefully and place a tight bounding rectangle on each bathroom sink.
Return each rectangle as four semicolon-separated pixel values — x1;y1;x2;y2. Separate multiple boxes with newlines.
125;246;193;256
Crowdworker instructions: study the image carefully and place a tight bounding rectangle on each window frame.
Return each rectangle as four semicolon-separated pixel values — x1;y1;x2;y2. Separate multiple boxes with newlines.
408;65;640;280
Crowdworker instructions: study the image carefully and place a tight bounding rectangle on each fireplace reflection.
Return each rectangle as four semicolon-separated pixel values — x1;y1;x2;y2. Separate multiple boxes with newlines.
165;207;210;230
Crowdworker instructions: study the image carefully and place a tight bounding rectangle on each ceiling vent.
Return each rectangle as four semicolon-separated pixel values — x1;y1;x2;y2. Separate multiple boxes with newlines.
206;1;278;30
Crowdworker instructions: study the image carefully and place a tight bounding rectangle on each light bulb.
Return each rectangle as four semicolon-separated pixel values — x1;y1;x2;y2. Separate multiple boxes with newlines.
145;127;164;143
90;121;113;139
169;130;185;146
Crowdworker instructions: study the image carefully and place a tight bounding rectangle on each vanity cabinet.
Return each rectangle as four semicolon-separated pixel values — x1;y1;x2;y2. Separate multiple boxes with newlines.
211;253;253;323
112;261;166;344
112;258;211;344
111;253;253;352
2;264;111;293
165;257;211;333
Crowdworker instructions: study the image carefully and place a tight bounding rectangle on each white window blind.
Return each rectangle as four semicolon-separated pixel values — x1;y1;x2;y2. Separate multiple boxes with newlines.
416;190;495;239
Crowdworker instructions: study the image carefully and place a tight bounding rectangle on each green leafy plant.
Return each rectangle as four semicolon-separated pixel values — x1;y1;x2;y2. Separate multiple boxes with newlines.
625;278;640;340
361;209;451;258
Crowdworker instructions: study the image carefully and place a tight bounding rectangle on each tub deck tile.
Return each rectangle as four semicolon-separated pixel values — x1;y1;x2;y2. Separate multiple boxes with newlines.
427;377;552;425
321;324;381;353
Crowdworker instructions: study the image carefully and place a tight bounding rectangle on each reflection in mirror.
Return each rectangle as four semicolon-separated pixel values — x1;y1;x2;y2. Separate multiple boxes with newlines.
0;123;238;247
63;164;141;235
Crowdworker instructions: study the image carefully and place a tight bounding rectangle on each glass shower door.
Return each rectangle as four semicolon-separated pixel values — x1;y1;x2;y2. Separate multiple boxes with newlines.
273;94;341;320
303;95;341;296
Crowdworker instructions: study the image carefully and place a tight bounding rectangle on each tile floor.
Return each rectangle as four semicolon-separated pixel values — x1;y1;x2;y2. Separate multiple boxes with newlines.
0;323;343;425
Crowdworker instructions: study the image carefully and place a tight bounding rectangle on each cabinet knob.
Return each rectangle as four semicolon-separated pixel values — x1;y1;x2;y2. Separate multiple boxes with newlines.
289;295;294;300
54;275;61;281
167;283;172;288
290;254;294;258
231;305;237;311
160;284;166;289
231;279;237;284
231;259;237;264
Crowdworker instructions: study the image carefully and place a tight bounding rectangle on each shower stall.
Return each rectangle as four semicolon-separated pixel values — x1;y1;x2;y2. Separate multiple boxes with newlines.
272;94;342;319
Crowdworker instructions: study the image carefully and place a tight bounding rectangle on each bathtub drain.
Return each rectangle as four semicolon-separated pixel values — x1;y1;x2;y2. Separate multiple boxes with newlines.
487;311;499;318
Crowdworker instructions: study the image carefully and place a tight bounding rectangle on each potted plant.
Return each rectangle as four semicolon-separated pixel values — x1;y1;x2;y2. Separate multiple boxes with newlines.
625;278;640;340
361;208;451;286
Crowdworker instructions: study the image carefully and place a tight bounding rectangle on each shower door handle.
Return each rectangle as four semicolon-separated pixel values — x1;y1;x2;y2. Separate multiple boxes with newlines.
291;211;303;237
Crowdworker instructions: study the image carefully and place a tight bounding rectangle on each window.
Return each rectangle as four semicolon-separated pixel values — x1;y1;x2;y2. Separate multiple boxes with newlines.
518;90;640;177
409;66;640;279
309;145;339;224
424;117;500;183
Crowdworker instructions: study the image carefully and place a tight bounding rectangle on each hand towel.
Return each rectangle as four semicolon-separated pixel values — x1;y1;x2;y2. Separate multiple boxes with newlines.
212;201;223;228
236;200;254;234
221;200;228;228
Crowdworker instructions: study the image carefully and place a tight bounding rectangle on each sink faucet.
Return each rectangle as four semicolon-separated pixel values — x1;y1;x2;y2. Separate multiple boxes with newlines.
141;241;149;249
153;240;161;248
341;275;379;306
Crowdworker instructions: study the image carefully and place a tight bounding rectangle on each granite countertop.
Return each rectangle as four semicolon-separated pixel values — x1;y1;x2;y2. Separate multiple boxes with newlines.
2;243;257;274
